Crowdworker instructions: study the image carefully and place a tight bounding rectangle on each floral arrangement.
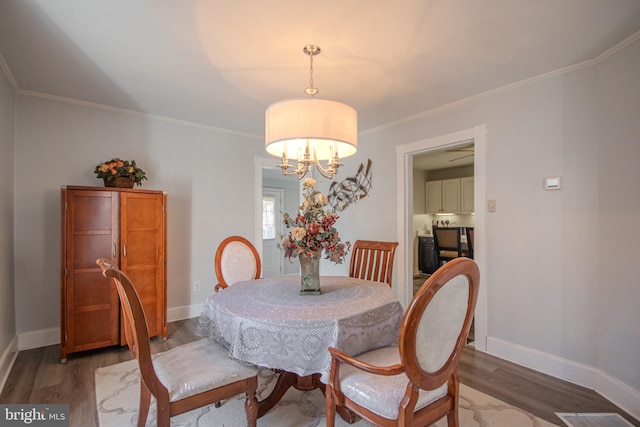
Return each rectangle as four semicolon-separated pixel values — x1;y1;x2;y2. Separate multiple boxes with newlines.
279;178;350;263
94;157;147;185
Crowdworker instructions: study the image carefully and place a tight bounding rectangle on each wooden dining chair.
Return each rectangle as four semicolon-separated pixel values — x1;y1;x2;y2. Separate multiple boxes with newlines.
349;240;399;287
214;235;261;292
465;227;474;259
326;257;480;427
433;227;470;266
96;258;259;427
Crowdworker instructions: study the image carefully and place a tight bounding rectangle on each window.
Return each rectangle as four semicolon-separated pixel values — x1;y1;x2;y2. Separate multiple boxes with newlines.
262;196;276;239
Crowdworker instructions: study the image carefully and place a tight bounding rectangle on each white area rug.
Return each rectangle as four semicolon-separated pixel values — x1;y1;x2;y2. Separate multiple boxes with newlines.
556;412;636;427
96;358;559;426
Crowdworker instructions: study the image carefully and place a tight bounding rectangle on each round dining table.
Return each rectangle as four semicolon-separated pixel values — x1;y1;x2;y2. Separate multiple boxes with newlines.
195;274;404;420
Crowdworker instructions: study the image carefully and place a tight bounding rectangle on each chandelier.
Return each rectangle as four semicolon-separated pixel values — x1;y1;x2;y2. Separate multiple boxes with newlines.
265;44;358;179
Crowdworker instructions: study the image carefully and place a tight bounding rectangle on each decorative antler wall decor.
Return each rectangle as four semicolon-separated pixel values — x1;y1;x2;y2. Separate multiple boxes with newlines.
327;159;373;212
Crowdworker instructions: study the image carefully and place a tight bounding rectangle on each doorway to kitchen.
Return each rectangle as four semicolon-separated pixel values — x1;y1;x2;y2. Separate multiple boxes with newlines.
413;142;475;287
396;125;487;351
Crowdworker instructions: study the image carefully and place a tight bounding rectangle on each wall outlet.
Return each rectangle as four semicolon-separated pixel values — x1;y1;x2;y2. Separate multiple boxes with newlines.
194;281;201;291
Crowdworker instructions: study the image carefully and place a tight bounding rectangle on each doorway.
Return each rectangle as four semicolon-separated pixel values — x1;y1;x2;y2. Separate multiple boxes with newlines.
396;125;487;351
262;188;284;278
412;143;475;288
255;159;303;277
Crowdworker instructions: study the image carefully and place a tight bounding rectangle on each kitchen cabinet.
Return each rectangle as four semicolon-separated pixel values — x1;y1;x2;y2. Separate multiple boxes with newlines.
426;177;474;214
426;178;460;213
60;186;167;362
460;176;475;214
418;236;438;274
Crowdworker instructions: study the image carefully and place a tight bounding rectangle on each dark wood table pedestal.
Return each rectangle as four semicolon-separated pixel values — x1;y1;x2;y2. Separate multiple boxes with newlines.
257;371;357;423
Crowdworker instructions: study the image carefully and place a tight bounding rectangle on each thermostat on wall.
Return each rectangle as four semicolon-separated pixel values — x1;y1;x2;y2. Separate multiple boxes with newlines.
544;176;562;190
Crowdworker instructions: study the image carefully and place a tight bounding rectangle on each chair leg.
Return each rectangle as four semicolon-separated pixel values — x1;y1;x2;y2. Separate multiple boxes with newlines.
138;383;151;427
325;386;336;427
156;398;171;427
245;388;259;427
447;409;459;427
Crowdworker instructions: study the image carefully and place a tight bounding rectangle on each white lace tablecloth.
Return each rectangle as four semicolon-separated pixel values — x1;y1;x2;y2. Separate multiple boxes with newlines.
195;275;404;383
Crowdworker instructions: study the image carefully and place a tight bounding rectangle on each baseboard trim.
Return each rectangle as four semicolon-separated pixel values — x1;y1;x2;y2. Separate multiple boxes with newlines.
15;304;204;351
596;370;640;422
487;336;598;387
167;303;203;322
18;327;59;351
487;336;640;421
0;336;19;393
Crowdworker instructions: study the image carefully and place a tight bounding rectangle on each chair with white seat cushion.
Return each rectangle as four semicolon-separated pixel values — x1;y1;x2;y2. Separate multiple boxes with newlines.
97;258;259;427
214;235;262;292
325;257;479;427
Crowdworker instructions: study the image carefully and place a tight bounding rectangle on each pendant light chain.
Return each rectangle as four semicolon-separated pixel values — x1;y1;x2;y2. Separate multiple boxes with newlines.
309;53;315;95
304;45;319;96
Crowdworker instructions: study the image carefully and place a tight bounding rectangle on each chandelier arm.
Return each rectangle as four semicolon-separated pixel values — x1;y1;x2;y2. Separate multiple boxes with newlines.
312;146;340;179
313;160;334;179
277;147;311;178
278;161;308;178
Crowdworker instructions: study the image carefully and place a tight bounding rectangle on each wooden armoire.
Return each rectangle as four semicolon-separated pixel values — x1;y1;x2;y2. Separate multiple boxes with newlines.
60;186;167;362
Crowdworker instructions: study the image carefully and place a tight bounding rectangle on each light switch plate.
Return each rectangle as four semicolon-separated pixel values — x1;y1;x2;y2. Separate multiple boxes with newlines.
544;176;562;190
487;199;496;212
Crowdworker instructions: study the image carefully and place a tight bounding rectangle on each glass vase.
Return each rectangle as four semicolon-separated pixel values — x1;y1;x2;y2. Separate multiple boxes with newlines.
299;250;321;295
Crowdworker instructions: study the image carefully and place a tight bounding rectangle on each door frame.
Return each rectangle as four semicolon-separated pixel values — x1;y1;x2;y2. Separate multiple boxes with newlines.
396;125;487;351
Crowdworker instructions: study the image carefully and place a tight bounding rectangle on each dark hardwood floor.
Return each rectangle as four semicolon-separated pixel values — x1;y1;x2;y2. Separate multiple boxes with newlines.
1;318;637;426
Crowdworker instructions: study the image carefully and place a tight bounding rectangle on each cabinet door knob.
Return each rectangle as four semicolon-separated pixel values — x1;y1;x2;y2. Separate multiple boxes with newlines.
113;244;116;257
123;244;127;257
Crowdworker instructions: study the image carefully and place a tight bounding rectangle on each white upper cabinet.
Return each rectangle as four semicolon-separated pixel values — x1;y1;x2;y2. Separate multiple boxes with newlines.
460;176;475;214
441;178;461;213
425;180;444;213
426;177;473;214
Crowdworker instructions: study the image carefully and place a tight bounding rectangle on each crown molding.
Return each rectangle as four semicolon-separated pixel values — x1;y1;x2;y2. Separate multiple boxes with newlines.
0;51;19;91
16;88;263;140
363;30;640;136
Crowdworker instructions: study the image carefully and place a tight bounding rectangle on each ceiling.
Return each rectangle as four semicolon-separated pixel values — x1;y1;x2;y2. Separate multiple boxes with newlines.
1;0;639;143
413;142;475;171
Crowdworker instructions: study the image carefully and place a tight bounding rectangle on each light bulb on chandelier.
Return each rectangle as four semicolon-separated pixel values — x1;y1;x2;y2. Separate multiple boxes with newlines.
265;44;358;179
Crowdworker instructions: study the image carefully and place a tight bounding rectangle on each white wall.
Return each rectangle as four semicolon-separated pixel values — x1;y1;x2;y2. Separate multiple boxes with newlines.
595;39;640;410
0;61;17;388
340;41;639;415
13;95;264;339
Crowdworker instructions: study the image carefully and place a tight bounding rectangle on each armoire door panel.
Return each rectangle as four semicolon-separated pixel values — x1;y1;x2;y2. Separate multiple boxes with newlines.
120;192;165;341
141;299;160;337
72;194;118;231
125;230;159;264
73;271;115;307
62;189;119;361
127;268;158;300
73;234;114;268
73;308;119;350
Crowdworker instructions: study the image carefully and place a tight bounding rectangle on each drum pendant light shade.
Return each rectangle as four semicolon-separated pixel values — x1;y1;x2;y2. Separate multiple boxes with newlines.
265;98;358;161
